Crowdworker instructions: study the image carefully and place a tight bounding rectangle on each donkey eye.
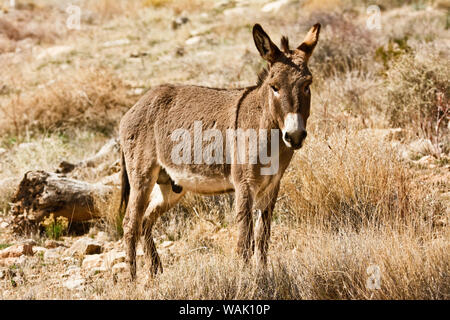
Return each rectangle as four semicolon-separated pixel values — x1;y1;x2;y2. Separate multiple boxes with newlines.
271;85;279;93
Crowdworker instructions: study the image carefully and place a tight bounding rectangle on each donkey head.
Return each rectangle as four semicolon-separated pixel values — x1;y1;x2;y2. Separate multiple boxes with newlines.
253;23;320;149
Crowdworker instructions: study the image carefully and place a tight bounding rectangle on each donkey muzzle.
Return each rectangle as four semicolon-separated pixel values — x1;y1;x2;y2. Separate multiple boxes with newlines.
283;130;307;149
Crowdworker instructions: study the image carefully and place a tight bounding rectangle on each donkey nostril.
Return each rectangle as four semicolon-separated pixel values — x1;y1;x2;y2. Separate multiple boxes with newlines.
301;131;307;140
284;132;292;143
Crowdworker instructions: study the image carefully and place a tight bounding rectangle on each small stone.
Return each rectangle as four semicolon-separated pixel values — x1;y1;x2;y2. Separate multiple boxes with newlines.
160;240;174;248
416;155;434;165
82;254;104;269
223;7;248;16
102;39;130;48
0;222;8;228
261;0;290;13
65;238;103;256
90;266;108;275
112;262;128;273
63;266;81;277
95;231;111;243
172;16;189;29
44;240;66;249
63;278;85;290
33;246;47;255
0;243;34;259
36;45;73;60
102;250;126;269
185;36;202;46
44;249;60;261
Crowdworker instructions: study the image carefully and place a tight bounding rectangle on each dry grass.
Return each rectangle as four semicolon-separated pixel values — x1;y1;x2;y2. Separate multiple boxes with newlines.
0;0;448;300
0;67;134;138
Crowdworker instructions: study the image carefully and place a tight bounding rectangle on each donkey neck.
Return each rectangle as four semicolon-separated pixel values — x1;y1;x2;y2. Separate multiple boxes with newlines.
235;85;278;131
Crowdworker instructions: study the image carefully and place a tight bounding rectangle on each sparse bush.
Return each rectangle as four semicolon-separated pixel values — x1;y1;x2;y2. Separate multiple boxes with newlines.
308;12;378;76
278;131;444;231
40;213;69;240
385;51;449;152
0;67;134;137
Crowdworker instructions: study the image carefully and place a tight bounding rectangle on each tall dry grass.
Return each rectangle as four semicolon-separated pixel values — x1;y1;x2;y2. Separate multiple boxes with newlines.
0;0;448;300
0;67;134;138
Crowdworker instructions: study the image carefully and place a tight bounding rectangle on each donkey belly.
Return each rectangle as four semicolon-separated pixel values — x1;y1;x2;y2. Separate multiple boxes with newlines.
163;166;234;195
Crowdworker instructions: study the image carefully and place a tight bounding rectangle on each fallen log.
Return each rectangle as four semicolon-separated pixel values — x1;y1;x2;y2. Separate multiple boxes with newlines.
9;170;113;235
56;138;119;174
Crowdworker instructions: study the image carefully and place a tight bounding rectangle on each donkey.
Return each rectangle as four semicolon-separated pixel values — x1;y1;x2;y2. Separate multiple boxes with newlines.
119;23;320;280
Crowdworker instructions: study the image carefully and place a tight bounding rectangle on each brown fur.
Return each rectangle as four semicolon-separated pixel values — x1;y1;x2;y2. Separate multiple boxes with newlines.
119;23;320;280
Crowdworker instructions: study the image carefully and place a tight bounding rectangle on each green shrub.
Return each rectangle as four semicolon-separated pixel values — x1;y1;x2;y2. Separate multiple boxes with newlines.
40;213;69;240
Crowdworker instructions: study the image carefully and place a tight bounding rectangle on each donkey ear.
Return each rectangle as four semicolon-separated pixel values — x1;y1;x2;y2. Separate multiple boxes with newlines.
253;24;282;64
297;23;321;61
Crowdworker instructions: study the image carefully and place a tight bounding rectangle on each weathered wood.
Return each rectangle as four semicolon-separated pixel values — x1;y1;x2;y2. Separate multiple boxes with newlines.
9;170;112;235
56;138;119;174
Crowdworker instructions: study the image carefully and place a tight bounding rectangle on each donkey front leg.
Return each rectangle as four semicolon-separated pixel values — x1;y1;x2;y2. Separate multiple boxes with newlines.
254;183;280;267
235;185;254;263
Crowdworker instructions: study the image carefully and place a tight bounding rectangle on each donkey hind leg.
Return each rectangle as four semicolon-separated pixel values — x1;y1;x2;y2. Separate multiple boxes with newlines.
235;184;254;263
254;183;280;267
123;165;159;281
142;183;185;276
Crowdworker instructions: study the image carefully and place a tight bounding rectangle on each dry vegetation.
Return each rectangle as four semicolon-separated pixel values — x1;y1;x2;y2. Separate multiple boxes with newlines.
0;0;449;299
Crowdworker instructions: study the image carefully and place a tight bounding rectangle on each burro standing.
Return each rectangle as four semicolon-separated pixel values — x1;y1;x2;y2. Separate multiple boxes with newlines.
119;23;321;280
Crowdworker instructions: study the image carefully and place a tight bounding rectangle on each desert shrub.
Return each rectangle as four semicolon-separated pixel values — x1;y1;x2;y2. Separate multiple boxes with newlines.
0;67;134;137
385;51;449;150
40;213;69;240
278;130;444;232
307;12;378;76
375;36;412;69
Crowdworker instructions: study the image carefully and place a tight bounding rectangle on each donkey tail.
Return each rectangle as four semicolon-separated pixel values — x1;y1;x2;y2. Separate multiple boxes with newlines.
119;150;130;216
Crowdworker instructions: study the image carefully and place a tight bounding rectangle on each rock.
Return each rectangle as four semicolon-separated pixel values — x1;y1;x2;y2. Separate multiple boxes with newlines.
185;36;202;46
33;246;47;255
62;256;77;264
223;7;248;16
95;231;111;243
214;0;234;10
0;222;8;229
172;16;189;29
408;138;436;156
36;45;73;60
0;257;18;267
90;266;108;276
81;254;104;269
102;250;126;268
0;242;34;259
160;240;174;248
63;266;81;277
0;147;6;156
63;278;85;290
261;0;290;13
360;128;404;141
415;155;435;165
112;262;128;273
44;249;61;261
65;238;103;256
102;39;130;48
44;239;66;249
